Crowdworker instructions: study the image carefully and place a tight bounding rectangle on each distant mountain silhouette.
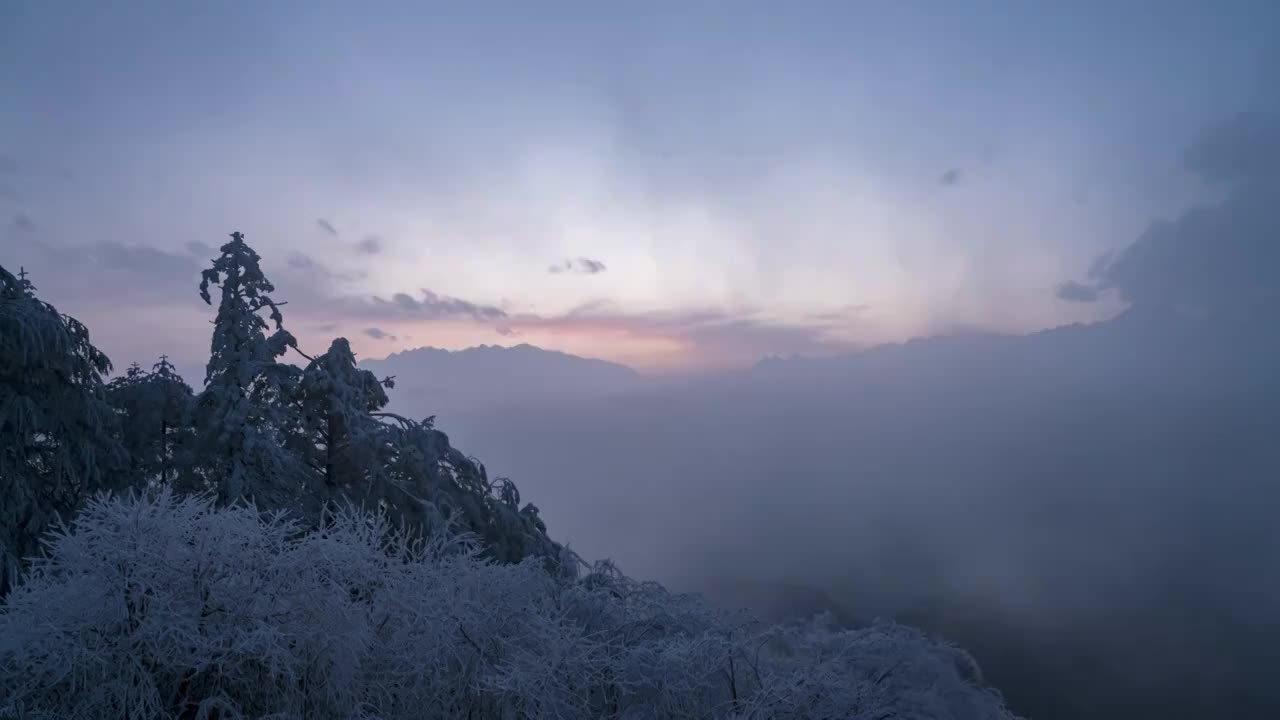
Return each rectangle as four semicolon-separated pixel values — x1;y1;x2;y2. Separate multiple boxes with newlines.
360;343;643;417
751;300;1280;392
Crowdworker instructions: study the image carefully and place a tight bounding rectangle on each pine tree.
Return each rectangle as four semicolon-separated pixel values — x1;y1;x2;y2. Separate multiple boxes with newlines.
105;355;194;489
291;337;395;518
103;362;148;484
148;355;196;487
287;336;562;569
372;412;564;569
0;264;124;594
188;232;307;508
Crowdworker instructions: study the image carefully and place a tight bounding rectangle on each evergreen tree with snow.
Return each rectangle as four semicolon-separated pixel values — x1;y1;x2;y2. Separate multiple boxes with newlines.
104;355;194;489
374;412;564;569
290;337;563;568
291;337;395;517
0;264;125;595
187;231;307;509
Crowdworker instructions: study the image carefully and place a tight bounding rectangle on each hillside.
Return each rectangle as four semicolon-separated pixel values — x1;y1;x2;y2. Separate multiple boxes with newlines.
390;301;1280;720
0;242;1020;719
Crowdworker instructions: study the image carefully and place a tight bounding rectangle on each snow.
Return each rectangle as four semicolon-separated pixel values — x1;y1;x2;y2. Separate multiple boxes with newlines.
0;492;1019;720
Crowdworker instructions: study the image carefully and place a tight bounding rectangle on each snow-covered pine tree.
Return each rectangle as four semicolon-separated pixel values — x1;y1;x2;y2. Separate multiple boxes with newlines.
0;264;125;595
291;337;395;518
187;232;308;509
288;343;564;568
373;411;565;570
179;233;562;570
148;355;196;488
103;362;148;485
104;356;194;489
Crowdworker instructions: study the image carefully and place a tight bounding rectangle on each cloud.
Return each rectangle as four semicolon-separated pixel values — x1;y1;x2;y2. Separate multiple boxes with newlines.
1183;111;1280;186
938;168;962;186
548;257;608;275
185;241;215;257
2;234;850;369
316;218;339;236
509;303;860;366
370;289;508;321
1086;250;1114;280
1062;110;1280;311
11;211;35;232
357;235;382;254
13;236;507;328
578;258;607;274
287;252;322;272
282;252;365;283
1055;281;1100;303
3;237;205;307
808;304;872;323
0;234;519;373
0;155;17;174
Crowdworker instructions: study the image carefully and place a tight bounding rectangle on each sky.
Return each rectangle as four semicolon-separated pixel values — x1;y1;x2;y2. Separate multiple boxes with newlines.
1;1;1277;373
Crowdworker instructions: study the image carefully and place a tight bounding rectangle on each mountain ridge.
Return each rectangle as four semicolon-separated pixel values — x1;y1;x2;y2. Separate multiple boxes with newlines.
370;342;637;373
358;342;645;416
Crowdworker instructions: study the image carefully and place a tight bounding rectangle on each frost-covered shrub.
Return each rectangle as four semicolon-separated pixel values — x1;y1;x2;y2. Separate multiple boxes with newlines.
0;492;1019;720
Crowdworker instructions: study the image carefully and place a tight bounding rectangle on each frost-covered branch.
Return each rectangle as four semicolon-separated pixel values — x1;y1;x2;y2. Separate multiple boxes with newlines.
0;493;1020;720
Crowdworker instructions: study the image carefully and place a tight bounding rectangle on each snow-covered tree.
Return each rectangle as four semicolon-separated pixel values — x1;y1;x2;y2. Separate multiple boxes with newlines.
373;412;565;570
105;356;194;489
291;337;394;516
283;336;563;570
0;492;1021;720
4;233;571;588
0;264;125;595
187;232;306;509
